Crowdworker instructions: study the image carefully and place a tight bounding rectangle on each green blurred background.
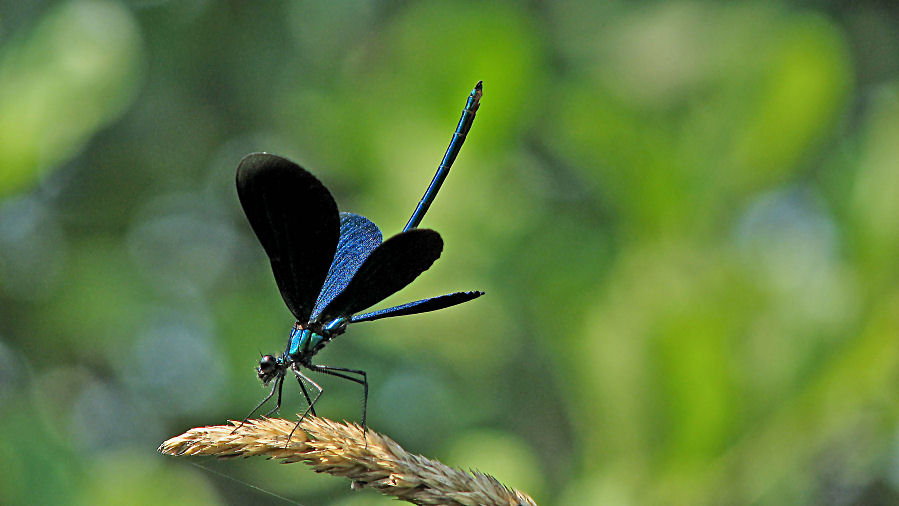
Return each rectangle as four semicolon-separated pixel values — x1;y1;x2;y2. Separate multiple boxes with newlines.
1;1;898;504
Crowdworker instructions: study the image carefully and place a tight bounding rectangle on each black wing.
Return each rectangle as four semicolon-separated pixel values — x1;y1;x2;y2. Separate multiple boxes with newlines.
236;153;340;322
350;291;484;323
315;229;443;323
310;213;383;321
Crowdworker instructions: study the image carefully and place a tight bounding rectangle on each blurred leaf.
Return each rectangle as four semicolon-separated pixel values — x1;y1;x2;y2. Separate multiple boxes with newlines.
0;0;142;196
444;429;545;503
78;452;221;505
546;4;852;235
730;12;852;186
850;86;899;279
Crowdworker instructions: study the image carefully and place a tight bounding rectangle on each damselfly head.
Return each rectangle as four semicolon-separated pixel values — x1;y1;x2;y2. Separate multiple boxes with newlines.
257;354;281;384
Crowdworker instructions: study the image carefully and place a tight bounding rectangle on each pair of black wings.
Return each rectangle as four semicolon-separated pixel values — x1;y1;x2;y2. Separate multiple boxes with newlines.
236;153;482;326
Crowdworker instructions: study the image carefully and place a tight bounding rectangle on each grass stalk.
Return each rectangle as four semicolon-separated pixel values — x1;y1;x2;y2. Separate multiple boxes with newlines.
159;416;537;506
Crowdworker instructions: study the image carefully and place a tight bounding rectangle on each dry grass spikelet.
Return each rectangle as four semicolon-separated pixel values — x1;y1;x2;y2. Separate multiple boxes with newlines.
158;416;537;506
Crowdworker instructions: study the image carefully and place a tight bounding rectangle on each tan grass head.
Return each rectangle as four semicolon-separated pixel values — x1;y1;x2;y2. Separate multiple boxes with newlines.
159;416;537;506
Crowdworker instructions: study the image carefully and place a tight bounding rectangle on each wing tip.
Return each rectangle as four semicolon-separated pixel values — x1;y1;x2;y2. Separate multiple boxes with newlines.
235;151;340;324
237;151;283;170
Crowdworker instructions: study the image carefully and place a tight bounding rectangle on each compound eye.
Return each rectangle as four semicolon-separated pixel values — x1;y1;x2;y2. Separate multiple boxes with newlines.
258;355;277;373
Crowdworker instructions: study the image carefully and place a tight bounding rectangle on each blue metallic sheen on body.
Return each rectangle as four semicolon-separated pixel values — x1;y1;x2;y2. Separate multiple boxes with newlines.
403;81;482;232
287;326;304;358
308;332;323;350
288;317;349;359
323;316;348;335
288;327;323;358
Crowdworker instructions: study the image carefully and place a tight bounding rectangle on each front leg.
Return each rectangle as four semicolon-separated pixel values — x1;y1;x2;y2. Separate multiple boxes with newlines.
234;373;284;432
264;373;286;417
